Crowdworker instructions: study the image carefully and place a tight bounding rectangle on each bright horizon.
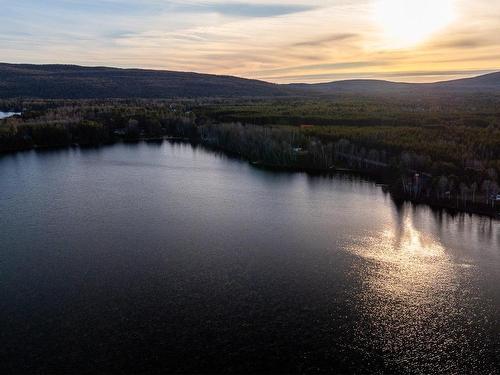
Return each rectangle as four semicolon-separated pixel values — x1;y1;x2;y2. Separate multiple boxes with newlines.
1;0;499;83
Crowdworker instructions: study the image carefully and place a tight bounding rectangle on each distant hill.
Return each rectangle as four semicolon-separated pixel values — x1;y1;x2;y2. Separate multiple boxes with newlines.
432;72;500;91
0;63;499;98
289;72;500;95
0;63;290;99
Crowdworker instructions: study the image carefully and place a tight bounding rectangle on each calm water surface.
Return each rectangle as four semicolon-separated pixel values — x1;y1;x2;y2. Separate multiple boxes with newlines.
1;142;499;373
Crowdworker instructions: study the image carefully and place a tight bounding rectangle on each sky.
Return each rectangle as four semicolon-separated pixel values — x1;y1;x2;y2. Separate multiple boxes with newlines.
0;0;499;83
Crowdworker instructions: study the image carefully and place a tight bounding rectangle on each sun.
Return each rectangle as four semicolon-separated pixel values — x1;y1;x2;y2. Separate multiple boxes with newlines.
374;0;455;48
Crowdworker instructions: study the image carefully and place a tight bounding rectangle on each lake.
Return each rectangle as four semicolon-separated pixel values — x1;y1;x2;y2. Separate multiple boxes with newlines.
0;111;21;119
1;141;499;373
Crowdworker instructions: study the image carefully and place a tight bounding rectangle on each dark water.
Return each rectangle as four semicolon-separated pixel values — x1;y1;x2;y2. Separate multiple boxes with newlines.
1;142;499;374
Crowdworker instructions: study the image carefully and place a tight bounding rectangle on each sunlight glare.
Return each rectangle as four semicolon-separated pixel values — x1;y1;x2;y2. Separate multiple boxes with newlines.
374;0;455;48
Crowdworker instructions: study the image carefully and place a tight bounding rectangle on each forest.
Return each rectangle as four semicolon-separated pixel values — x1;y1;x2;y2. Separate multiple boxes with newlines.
1;96;500;216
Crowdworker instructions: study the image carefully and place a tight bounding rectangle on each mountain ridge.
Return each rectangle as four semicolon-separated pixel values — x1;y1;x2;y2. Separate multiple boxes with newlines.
0;63;289;99
1;63;499;98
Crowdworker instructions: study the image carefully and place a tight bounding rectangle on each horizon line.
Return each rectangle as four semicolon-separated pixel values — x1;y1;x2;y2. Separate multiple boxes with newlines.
1;61;498;86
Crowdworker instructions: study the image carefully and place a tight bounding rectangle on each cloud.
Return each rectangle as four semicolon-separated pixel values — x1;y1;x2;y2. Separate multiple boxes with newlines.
432;36;496;49
382;69;497;78
0;0;499;83
178;2;317;17
292;33;359;47
250;60;388;78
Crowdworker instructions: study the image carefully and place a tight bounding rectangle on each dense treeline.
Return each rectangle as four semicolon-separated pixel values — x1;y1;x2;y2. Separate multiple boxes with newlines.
1;97;499;215
195;96;500;128
0;100;194;150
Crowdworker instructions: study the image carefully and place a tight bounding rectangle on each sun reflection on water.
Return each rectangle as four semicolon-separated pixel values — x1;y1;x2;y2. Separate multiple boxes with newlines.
352;216;450;299
369;219;446;261
346;213;490;373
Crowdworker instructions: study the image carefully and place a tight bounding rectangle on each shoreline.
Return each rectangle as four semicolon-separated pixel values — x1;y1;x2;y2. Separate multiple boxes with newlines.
390;193;500;219
2;137;499;219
